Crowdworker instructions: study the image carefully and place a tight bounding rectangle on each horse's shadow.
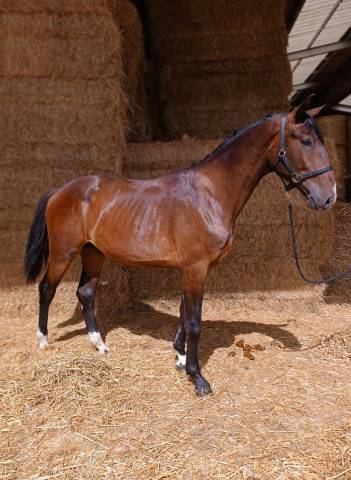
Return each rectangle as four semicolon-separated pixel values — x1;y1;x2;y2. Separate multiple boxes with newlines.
56;300;302;367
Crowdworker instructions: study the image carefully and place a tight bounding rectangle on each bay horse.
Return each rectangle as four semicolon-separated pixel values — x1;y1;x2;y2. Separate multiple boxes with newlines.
25;103;336;396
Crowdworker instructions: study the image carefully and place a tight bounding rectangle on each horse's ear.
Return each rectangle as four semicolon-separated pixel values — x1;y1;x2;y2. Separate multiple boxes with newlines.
289;93;316;123
305;104;327;118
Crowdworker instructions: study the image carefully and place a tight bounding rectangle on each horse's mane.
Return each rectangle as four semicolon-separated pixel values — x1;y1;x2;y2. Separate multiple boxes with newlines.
198;114;274;165
196;111;324;166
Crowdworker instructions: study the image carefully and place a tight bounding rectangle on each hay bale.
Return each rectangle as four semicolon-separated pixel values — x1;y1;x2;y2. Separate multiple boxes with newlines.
324;202;351;304
320;136;348;201
318;116;348;200
148;0;291;138
0;2;129;311
127;139;333;300
125;136;219;177
110;0;151;142
347;117;351;199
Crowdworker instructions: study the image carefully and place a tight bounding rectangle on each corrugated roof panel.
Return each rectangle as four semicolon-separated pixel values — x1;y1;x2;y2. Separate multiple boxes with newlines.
292;54;326;84
313;1;351;46
340;94;351;106
288;0;338;53
288;0;351;105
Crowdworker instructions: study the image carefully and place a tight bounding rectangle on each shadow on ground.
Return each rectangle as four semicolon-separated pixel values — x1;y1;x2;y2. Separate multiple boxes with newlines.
56;301;302;367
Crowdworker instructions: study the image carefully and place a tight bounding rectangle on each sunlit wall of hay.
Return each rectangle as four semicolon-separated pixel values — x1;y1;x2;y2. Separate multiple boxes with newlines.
0;1;130;310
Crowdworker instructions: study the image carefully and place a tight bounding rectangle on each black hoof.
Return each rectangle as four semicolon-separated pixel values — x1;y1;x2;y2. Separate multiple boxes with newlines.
176;363;186;371
195;378;213;397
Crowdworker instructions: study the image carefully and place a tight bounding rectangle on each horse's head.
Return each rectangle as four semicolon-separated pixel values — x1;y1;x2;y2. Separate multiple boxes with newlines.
270;103;336;210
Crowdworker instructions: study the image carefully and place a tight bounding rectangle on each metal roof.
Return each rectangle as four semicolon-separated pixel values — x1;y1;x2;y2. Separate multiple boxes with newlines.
287;0;351;113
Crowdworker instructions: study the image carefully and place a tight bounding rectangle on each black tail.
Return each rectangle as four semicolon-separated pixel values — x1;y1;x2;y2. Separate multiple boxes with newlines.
24;190;56;284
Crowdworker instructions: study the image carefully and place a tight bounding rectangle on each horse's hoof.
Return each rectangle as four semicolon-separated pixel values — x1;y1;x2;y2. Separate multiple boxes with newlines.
89;332;109;354
195;379;213;397
176;363;186;372
175;353;186;371
97;345;109;354
37;330;49;350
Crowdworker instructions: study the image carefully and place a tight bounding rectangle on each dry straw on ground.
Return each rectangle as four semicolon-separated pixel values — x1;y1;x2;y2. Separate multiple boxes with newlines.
148;0;291;138
2;287;351;480
127;138;333;301
0;1;129;310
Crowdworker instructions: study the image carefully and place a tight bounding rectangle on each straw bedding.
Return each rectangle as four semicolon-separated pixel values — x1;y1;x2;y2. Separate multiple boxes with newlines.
148;0;291;138
2;287;351;479
127;139;333;301
0;1;129;310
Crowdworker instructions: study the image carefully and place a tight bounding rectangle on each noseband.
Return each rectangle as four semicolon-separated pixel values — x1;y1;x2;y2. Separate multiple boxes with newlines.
273;113;332;191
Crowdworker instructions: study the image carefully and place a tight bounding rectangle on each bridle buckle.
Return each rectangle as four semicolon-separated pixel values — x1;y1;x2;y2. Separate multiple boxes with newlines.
291;174;303;184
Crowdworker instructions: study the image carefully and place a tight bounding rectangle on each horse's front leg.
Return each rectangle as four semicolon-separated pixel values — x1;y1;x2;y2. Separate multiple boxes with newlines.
181;263;212;396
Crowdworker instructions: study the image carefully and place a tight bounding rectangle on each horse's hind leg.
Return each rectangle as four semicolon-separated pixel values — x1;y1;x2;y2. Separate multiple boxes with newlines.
173;293;186;370
37;258;73;349
76;243;107;354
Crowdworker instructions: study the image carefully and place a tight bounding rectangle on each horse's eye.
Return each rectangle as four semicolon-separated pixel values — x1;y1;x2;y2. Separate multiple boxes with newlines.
301;138;312;146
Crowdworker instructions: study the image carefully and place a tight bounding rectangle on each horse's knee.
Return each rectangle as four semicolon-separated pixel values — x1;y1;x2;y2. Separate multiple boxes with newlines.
76;284;94;310
185;319;201;337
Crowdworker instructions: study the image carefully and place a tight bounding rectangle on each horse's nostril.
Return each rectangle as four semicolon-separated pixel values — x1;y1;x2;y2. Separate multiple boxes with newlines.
324;197;333;208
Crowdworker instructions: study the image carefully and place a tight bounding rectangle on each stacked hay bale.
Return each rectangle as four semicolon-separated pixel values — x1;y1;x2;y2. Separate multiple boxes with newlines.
316;116;351;305
324;202;351;304
110;0;151;142
148;0;291;138
318;116;349;200
347;117;351;200
0;1;129;311
127;139;333;301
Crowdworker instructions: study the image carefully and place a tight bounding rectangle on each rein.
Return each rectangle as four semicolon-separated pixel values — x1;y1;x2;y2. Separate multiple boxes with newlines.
274;113;351;285
288;202;351;285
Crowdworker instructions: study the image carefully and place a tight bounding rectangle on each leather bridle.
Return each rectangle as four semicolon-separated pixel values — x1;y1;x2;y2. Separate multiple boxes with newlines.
273;113;333;192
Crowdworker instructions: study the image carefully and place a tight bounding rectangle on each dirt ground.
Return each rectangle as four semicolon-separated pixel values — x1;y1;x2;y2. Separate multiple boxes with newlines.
1;285;351;480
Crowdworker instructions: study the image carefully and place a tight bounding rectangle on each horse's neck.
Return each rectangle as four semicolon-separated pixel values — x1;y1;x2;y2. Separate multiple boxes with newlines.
198;120;276;224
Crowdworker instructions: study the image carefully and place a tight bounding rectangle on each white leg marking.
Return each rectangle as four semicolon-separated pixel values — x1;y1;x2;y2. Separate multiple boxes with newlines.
88;331;109;354
176;353;186;369
37;329;49;349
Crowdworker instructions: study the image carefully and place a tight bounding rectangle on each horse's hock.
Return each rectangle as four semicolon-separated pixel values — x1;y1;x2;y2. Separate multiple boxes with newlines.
1;0;350;311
